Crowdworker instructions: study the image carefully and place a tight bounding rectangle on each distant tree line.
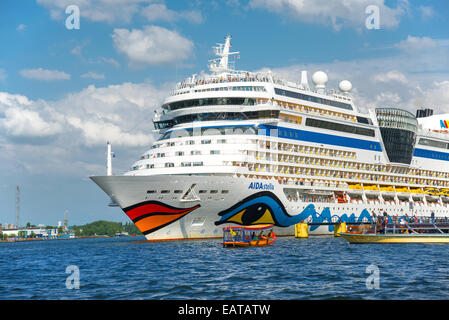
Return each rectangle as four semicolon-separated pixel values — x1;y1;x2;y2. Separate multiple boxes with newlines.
71;220;142;237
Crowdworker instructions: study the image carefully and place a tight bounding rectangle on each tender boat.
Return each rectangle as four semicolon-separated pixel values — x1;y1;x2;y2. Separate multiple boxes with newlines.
222;224;277;247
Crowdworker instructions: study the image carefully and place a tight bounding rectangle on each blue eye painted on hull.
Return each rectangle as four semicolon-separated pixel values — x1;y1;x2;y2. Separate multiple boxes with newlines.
215;191;373;232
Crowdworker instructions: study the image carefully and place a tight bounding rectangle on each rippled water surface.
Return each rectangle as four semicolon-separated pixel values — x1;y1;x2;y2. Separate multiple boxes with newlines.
1;236;449;299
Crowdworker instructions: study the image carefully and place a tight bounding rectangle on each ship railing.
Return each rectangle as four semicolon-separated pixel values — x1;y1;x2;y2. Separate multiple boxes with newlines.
418;129;449;140
174;71;273;91
380;218;449;235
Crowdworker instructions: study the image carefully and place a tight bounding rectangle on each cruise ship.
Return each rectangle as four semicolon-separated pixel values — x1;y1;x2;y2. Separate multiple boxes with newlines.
91;35;449;241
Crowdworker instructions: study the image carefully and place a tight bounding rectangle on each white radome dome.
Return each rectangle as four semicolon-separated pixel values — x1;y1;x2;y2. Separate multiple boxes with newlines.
312;71;328;88
339;80;352;92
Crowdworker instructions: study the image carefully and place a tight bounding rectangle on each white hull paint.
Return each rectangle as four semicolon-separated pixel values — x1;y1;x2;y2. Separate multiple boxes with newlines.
91;174;449;241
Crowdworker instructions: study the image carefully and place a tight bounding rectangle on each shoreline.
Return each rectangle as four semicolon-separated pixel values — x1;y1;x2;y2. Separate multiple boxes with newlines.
0;235;119;243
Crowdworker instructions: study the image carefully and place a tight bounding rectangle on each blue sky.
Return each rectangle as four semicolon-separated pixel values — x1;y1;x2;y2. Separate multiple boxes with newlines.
0;0;449;226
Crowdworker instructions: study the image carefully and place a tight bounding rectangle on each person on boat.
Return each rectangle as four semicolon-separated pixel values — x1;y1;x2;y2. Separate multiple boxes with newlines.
251;232;256;240
431;211;435;223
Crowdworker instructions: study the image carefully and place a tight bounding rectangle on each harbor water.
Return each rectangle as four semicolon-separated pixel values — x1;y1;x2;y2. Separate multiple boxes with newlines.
1;236;449;300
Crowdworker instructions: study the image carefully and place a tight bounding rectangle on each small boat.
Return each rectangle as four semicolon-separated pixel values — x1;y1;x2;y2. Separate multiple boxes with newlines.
340;221;449;244
340;233;449;244
222;224;277;247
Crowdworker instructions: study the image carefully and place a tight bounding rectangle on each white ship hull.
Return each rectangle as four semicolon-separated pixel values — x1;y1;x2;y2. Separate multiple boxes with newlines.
91;174;449;241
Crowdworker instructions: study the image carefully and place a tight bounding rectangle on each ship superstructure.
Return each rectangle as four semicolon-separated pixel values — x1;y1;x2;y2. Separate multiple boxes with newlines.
91;35;449;240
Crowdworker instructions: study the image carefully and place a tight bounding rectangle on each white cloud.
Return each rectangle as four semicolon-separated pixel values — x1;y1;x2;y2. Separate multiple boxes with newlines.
0;107;62;139
418;6;436;20
16;24;27;31
81;72;106;80
36;0;153;24
99;57;120;67
259;35;449;115
373;70;408;84
0;92;62;140
248;0;408;30
112;25;194;67
396;35;438;52
88;57;121;68
375;92;402;104
409;81;449;115
0;92;31;109
0;81;170;176
66;117;151;147
71;41;89;56
19;68;71;81
141;3;203;24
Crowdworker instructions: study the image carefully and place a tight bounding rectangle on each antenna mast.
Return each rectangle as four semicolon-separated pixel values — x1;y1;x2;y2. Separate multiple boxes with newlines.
16;185;20;228
107;142;112;176
64;210;68;231
208;35;239;74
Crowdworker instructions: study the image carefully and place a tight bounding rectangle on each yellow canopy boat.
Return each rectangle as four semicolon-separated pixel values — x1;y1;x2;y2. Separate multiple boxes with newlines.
222;224;277;247
339;233;449;244
340;220;449;243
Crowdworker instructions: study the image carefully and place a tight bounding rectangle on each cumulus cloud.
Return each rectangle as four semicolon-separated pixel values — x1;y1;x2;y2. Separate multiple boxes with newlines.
0;92;62;144
66;117;151;147
0;82;168;148
0;108;62;139
248;0;408;30
0;81;170;176
19;68;71;81
0;92;31;108
112;25;194;67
